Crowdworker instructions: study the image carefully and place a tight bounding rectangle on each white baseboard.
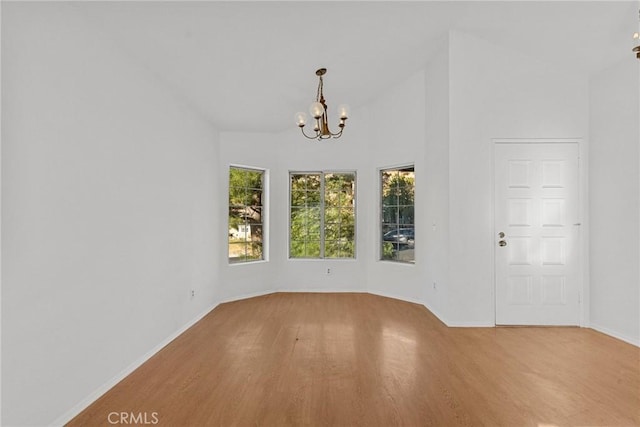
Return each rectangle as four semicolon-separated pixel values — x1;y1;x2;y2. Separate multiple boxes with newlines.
367;290;425;306
276;287;367;294
51;301;219;427
590;323;640;347
420;299;450;327
215;289;278;305
446;321;495;328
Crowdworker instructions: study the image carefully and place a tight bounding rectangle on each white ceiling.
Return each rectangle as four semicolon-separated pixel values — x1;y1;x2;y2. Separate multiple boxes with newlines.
72;1;638;133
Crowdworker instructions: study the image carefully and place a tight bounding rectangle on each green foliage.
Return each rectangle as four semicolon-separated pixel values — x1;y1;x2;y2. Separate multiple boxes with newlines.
382;170;415;209
382;242;395;259
228;167;264;262
381;168;415;263
289;173;356;258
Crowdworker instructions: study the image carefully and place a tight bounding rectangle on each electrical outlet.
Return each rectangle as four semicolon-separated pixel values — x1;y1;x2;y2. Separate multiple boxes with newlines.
433;282;437;290
191;290;195;298
326;268;331;275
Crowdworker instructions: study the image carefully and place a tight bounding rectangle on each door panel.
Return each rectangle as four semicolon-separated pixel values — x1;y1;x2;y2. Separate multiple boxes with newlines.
495;143;579;325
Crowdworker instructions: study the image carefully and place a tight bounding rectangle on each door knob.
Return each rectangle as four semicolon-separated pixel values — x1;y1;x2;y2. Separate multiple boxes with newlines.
498;240;507;247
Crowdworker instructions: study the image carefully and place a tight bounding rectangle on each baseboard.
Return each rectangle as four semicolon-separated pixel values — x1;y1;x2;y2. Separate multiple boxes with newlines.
276;287;367;294
51;301;219;427
216;289;278;305
420;298;450;327
446;321;495;328
367;290;424;306
590;323;640;347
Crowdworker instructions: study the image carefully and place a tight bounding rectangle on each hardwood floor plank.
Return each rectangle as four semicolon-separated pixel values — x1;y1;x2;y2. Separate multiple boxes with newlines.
67;293;640;426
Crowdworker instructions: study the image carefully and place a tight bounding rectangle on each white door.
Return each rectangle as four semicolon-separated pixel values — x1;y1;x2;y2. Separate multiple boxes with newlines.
494;142;580;325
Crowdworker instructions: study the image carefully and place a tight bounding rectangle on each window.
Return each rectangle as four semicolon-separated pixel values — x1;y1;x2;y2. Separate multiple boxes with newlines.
381;166;415;263
290;172;356;259
228;166;265;263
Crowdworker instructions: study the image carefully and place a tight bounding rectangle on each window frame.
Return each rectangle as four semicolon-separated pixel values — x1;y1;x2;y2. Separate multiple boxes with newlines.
227;165;268;265
379;164;415;264
288;170;357;260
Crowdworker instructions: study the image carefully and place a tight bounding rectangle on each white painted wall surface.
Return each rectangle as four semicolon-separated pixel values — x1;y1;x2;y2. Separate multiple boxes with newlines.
447;31;589;326
422;41;451;323
1;4;220;425
588;60;640;346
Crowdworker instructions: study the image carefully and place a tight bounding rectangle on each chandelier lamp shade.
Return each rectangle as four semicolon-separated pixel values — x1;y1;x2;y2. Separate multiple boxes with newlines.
295;68;349;140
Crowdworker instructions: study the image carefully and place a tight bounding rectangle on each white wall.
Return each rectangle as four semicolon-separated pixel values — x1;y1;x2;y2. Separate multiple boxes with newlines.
1;4;220;426
447;31;589;325
423;40;451;323
588;60;640;346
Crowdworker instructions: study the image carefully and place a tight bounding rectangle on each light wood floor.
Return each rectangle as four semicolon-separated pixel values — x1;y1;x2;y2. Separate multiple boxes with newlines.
68;293;640;426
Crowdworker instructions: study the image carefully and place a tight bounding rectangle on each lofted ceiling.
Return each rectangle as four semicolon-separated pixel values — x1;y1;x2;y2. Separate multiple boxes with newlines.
71;1;638;133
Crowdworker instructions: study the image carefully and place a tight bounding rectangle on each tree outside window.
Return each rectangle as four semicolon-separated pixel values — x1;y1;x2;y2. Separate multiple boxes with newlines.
290;172;356;259
381;166;415;263
228;166;264;263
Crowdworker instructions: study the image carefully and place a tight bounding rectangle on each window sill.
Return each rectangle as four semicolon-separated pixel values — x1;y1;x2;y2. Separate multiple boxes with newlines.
377;260;416;266
228;259;269;267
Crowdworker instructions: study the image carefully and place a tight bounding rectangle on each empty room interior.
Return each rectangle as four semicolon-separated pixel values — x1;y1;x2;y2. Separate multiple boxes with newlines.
2;1;639;426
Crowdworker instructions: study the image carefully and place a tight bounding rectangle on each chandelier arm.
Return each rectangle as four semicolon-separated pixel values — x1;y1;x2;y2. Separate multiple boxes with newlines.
329;129;344;139
300;127;321;140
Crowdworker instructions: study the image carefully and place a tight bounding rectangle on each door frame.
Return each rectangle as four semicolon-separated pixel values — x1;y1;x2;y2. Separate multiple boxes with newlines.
491;138;588;327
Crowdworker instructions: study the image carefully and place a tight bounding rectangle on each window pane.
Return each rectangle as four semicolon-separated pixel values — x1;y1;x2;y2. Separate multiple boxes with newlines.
289;171;356;259
229;242;247;263
380;166;414;264
325;240;340;258
306;240;321;258
325;207;340;222
229;167;265;264
306;190;321;206
341;220;355;240
398;206;414;225
325;222;340;241
291;174;306;190
339;241;355;258
245;170;263;190
382;206;397;224
248;242;263;260
290;240;305;258
306;174;321;190
291;190;306;207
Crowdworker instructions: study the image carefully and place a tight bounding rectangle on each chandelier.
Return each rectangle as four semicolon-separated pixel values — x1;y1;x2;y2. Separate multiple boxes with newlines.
295;68;349;140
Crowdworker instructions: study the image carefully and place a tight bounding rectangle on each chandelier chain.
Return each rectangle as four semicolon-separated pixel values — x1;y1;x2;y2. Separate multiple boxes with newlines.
317;76;323;102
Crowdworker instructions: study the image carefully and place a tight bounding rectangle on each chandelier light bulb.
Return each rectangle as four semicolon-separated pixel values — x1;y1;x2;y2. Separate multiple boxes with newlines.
310;102;324;119
295;112;307;127
337;104;350;120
